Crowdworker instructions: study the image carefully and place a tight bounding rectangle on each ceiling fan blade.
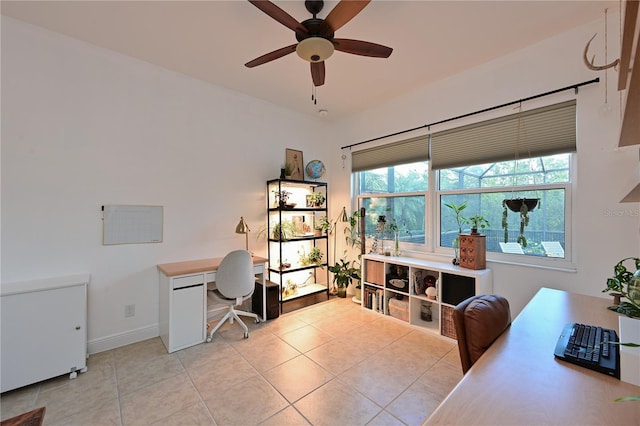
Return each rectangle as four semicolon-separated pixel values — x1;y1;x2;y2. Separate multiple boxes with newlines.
248;0;308;36
321;0;371;35
311;61;325;86
332;38;392;58
245;44;297;68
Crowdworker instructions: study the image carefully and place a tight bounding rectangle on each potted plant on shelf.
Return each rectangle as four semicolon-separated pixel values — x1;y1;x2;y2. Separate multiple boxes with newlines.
273;189;292;208
299;246;323;266
602;257;640;318
328;258;360;298
306;192;326;208
314;215;332;236
271;220;297;241
468;215;490;234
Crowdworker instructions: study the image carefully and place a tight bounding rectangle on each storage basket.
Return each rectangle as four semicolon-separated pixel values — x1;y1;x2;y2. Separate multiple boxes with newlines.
388;297;409;322
441;305;457;339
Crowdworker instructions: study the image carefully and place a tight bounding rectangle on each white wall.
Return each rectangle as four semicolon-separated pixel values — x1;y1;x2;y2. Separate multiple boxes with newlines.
1;17;332;353
330;16;640;316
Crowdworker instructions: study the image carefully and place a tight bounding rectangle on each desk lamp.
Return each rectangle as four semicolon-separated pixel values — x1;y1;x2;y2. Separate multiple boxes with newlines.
235;217;251;253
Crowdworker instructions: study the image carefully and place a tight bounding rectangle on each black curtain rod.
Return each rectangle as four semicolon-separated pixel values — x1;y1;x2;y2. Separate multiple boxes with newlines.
341;77;600;150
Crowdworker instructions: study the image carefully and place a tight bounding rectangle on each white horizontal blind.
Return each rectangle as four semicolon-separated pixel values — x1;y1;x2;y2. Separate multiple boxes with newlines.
352;135;429;172
430;100;576;170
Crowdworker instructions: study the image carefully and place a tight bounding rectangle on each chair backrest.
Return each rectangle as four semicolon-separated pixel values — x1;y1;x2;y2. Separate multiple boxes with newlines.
499;242;524;254
542;241;564;258
215;250;254;300
453;294;511;374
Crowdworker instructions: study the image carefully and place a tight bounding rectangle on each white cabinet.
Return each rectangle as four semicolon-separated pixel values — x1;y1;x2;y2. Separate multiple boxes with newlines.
1;275;89;392
361;255;492;339
159;272;207;353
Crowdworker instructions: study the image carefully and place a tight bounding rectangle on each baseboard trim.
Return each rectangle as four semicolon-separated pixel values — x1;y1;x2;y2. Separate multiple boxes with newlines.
88;324;159;354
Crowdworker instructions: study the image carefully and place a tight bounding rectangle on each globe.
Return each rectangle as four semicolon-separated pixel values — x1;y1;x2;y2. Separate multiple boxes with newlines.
305;160;325;180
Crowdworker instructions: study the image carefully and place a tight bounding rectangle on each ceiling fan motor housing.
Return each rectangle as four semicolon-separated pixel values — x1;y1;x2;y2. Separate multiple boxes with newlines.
295;18;335;62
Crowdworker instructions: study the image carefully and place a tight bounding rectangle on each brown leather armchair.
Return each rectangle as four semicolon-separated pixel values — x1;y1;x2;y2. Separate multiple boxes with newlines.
453;294;511;374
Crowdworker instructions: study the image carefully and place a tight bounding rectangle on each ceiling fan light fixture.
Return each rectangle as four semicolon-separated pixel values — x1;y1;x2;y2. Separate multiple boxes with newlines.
296;37;334;62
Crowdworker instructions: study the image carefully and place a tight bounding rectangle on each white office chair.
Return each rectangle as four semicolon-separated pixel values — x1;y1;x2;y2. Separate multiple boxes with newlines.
206;250;260;341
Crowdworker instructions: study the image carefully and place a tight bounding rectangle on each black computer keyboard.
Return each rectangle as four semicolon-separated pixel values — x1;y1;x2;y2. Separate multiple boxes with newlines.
554;322;620;378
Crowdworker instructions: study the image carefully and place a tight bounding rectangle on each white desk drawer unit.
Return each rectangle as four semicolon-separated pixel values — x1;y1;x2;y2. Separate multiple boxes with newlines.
1;274;89;393
159;273;207;353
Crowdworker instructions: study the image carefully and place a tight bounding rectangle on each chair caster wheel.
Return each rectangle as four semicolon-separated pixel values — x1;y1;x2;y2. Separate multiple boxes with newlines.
244;332;249;339
206;336;212;343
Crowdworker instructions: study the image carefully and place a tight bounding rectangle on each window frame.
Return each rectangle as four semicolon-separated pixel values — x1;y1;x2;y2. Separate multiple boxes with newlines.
351;156;576;270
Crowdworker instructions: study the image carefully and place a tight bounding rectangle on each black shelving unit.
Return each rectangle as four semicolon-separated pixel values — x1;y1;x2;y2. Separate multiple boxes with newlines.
266;179;330;312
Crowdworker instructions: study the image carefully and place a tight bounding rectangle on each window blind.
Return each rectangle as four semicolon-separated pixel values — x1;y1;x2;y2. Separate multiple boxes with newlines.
430;100;576;170
351;135;429;172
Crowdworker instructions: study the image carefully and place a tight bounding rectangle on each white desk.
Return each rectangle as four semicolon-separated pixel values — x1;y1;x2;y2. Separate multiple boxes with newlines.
157;256;267;353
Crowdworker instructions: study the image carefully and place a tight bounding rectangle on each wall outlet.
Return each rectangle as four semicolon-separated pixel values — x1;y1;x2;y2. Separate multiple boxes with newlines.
124;304;135;318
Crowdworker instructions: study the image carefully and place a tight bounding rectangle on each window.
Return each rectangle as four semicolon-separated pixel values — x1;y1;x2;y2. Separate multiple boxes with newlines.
355;162;428;246
439;154;570;258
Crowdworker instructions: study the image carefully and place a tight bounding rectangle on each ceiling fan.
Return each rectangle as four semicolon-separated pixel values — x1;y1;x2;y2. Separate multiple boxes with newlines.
245;0;393;87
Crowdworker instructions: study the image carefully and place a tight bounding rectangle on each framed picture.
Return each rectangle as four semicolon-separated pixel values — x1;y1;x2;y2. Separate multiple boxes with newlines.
285;148;304;180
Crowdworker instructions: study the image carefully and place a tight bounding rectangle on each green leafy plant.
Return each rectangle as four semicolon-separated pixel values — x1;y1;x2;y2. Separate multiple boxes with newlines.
602;257;640;318
306;192;326;207
315;215;332;234
444;201;468;234
516;203;530;247
271;220;297;241
468;215;490;233
299;246;323;266
328;258;360;288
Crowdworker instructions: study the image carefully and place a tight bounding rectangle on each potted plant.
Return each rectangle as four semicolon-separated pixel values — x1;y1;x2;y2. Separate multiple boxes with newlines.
502;199;534;247
314;215;332;236
444;201;468;264
468;215;489;234
328;258;360;298
306;192;326;207
602;257;640;318
273;189;292;208
271;220;297;241
504;197;539;213
299;246;323;266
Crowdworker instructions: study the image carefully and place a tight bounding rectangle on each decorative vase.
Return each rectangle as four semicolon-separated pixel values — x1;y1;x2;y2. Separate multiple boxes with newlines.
421;302;433;322
337;287;347;298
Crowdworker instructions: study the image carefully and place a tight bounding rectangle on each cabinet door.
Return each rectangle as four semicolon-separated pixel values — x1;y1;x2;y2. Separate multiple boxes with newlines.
170;281;205;351
1;284;86;392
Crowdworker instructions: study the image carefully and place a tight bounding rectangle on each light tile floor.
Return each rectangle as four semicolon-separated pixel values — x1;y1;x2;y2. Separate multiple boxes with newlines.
0;297;462;425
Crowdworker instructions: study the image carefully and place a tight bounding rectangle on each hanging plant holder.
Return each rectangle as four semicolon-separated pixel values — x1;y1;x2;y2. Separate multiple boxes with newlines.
504;198;539;213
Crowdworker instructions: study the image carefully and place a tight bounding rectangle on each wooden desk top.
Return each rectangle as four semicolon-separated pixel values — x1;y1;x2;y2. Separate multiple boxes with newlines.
425;288;640;425
157;256;267;277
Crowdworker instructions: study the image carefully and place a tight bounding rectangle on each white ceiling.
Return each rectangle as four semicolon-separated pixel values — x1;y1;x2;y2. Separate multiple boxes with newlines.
1;0;615;120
